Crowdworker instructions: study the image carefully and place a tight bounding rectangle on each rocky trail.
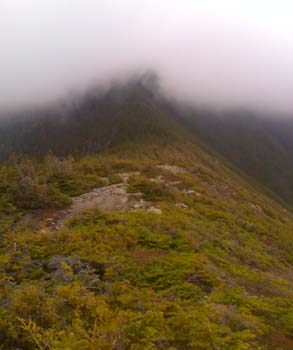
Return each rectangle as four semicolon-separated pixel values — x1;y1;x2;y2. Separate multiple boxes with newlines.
42;172;144;229
26;166;187;230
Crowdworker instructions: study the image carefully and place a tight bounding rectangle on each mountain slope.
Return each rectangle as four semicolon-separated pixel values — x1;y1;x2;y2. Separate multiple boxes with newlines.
0;136;292;349
179;109;293;207
0;77;292;348
0;78;184;159
0;77;292;208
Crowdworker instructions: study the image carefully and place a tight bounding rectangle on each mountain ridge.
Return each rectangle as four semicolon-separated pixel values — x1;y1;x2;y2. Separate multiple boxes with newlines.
0;132;292;349
0;77;292;348
0;75;292;207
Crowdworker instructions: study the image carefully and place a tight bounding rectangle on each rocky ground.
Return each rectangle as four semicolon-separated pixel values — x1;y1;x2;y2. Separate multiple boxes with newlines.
37;167;186;229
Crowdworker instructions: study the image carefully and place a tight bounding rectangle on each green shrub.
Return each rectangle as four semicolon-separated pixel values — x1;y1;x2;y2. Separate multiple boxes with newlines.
128;175;176;202
14;181;72;209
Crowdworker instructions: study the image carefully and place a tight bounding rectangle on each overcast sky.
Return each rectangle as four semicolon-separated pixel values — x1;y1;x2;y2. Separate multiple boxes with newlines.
1;0;293;114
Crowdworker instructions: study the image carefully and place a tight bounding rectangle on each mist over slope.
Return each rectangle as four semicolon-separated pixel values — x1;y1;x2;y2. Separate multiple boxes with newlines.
0;74;292;207
0;74;187;157
0;98;292;350
1;2;293;349
178;108;293;207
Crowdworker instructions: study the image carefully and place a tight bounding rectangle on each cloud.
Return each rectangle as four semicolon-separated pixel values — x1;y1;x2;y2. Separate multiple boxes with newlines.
1;0;293;114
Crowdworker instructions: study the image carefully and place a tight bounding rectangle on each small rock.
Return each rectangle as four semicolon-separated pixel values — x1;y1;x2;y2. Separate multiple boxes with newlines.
147;207;162;214
176;203;188;209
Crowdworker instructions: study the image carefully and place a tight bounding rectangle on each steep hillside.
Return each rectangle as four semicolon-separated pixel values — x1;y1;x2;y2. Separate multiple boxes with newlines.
0;139;292;349
0;77;292;208
0;78;184;159
179;109;293;207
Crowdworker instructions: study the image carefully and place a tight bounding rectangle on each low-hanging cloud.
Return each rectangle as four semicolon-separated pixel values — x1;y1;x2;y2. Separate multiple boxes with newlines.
1;0;293;114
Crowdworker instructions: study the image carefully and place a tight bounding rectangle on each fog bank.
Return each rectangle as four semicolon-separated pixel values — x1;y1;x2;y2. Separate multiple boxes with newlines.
1;0;293;115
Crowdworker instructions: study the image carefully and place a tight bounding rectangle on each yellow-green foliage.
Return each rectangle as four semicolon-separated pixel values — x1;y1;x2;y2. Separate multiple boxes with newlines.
0;148;292;350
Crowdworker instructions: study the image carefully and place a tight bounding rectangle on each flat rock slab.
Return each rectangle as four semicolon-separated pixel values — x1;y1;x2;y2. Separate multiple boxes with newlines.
70;184;130;213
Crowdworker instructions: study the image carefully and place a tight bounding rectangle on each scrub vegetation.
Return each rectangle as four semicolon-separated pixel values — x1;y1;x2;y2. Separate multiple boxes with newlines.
0;142;292;350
